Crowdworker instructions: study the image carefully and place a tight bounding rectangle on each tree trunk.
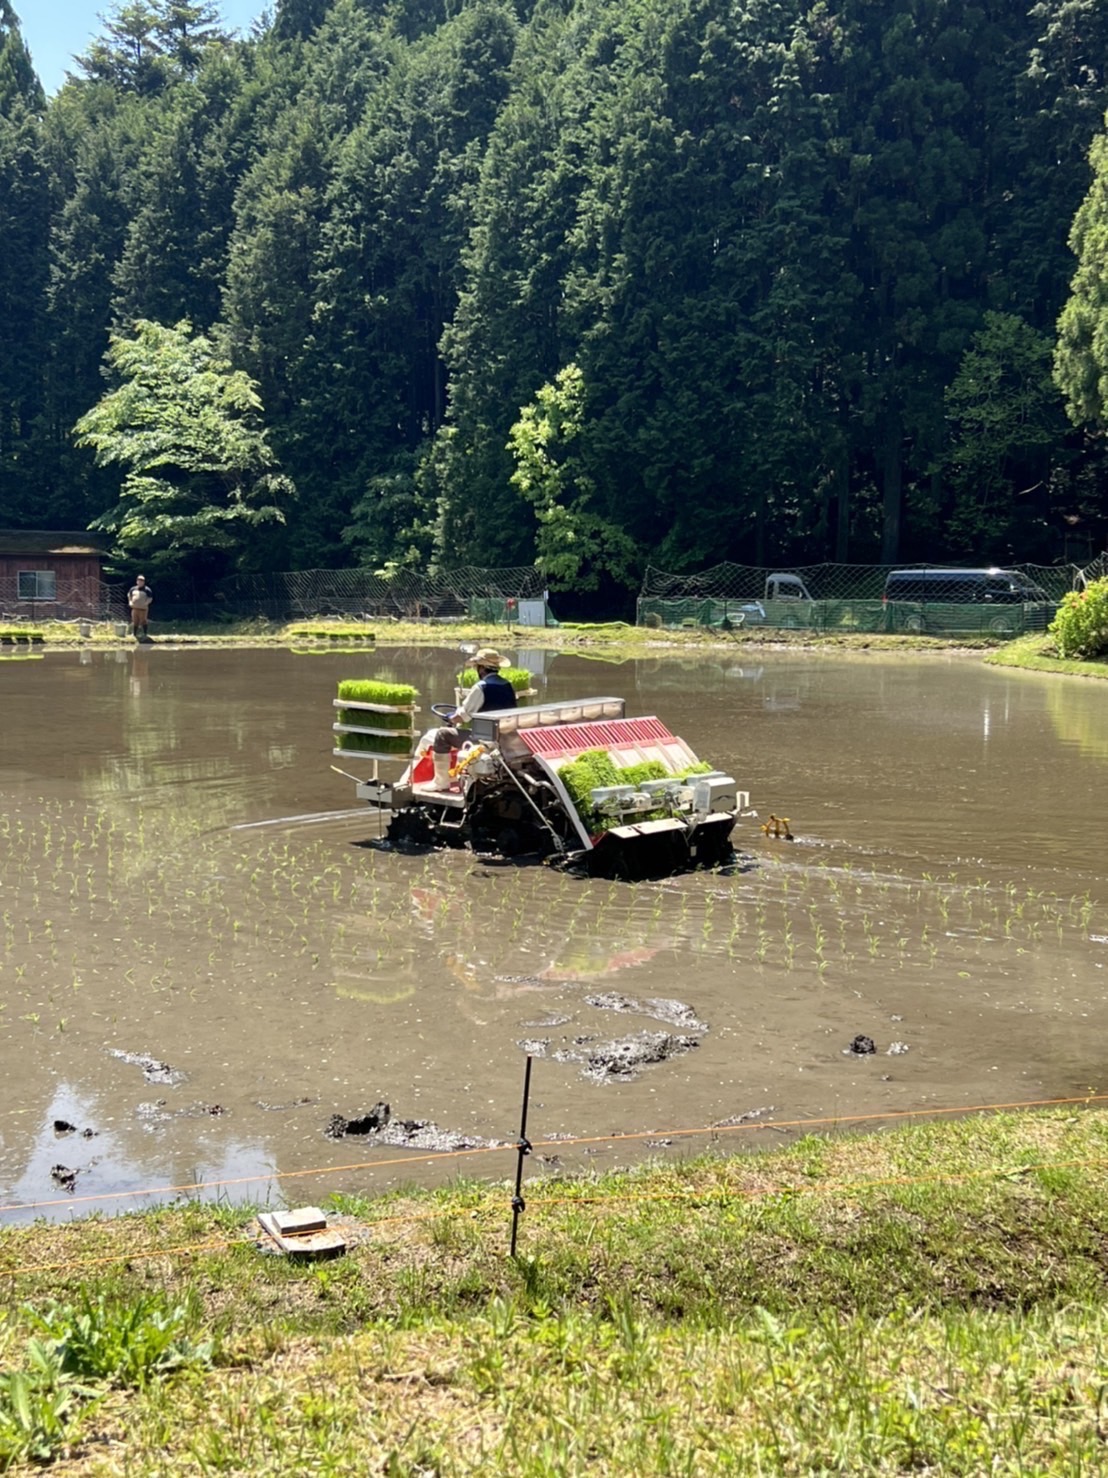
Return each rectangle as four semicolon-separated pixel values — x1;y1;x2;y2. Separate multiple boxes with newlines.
881;413;902;563
834;450;850;562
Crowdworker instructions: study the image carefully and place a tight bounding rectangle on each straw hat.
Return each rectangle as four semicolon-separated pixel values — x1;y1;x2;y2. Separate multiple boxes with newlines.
473;648;505;669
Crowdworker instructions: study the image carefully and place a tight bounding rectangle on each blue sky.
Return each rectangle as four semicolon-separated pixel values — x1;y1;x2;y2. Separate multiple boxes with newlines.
15;1;268;96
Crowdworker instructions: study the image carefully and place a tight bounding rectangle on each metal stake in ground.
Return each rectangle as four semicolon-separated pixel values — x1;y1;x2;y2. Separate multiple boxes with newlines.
509;1054;533;1258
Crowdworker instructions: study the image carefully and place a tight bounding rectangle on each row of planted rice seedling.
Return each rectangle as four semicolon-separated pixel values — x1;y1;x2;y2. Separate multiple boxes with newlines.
2;786;1101;1087
4;786;1099;1052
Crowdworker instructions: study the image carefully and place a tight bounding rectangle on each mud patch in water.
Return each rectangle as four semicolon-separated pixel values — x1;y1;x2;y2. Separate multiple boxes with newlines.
550;1031;701;1082
326;1102;504;1152
109;1050;185;1086
53;1120;96;1139
521;993;710;1080
584;992;709;1032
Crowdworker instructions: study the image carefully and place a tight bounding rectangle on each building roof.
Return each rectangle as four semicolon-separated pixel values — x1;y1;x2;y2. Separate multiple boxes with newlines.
0;530;107;557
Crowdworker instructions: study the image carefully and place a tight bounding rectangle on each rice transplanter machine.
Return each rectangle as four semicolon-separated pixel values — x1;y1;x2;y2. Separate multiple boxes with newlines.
336;692;748;881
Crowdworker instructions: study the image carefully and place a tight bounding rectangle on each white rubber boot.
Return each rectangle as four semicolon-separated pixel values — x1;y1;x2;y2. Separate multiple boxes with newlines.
432;752;452;790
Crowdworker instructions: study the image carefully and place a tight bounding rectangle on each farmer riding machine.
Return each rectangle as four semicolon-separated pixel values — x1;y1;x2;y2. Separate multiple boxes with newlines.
333;674;748;881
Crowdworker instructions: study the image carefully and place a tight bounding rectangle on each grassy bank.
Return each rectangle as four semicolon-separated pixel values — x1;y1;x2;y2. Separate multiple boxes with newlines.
985;633;1108;679
4;1106;1108;1473
20;615;997;657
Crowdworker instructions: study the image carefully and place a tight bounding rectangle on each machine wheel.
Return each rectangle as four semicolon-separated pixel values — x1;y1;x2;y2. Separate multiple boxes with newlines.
386;808;436;849
987;614;1014;636
495;825;526;858
689;816;735;870
585;827;692;882
903;612;924;634
494;822;560;860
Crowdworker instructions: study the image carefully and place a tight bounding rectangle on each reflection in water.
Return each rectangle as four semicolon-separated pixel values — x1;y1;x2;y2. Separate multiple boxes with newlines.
4;1084;279;1226
407;881;668;985
129;644;149;697
1045;678;1108;762
0;647;1106;1220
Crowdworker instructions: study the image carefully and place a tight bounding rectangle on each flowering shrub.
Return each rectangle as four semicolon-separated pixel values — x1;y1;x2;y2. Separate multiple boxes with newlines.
1049;576;1108;659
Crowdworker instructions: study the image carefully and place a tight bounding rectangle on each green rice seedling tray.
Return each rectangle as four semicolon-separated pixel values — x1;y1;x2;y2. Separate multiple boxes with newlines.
337;679;418;707
333;732;414;756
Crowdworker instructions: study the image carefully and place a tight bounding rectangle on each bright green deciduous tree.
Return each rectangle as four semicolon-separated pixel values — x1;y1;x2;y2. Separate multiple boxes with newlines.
1056;131;1108;428
508;363;638;592
75;319;294;579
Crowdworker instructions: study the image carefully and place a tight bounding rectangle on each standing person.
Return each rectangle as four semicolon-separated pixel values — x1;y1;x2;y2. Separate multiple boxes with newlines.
127;575;153;640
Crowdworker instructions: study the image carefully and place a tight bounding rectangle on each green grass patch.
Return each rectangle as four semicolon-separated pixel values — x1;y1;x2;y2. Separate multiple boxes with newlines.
24;613;1024;657
558;621;638;636
986;633;1108;679
3;1110;1108;1471
336;678;418;707
29;1290;213;1386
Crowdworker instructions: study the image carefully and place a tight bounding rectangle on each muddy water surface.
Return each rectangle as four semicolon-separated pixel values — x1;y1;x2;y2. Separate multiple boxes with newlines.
1;643;1105;1221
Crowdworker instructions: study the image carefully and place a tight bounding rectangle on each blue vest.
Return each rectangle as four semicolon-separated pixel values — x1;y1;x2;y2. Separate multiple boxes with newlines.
479;671;516;710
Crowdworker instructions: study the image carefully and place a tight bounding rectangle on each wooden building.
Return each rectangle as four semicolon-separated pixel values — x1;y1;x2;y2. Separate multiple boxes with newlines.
0;530;108;619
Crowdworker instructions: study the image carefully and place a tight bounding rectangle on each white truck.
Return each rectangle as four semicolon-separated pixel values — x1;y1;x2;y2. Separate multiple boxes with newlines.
732;572;815;626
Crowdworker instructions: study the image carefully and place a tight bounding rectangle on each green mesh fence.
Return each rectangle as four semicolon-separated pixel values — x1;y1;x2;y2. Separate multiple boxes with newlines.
466;596;557;626
636;558;1105;637
155;567;549;621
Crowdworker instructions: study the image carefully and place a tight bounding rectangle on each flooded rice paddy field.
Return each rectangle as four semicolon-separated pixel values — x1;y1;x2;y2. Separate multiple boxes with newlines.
0;643;1106;1222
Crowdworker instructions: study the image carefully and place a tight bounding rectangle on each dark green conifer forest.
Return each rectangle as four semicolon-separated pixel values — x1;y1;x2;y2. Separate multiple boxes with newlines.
3;0;1108;598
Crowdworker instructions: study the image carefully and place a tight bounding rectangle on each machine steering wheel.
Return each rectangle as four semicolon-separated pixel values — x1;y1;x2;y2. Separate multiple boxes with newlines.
431;703;457;721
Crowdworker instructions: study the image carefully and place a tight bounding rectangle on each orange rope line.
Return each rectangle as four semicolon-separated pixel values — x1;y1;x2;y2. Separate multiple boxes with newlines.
1;1089;1105;1220
528;1091;1108;1153
0;1142;508;1216
1;1151;1103;1282
0;1235;241;1278
528;1152;1108;1215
